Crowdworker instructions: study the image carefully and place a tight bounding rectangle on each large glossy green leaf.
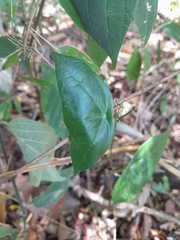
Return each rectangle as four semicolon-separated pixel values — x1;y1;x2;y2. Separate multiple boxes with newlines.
40;64;68;139
126;48;141;83
162;22;180;43
9;118;64;186
134;0;158;47
71;0;136;69
87;35;108;68
0;227;18;240
58;0;86;32
59;45;99;74
0;36;18;58
32;166;73;207
52;52;114;175
0;0;20;16
112;131;169;204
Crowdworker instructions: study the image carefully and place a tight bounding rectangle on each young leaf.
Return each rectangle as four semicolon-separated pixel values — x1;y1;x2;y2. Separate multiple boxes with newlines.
134;0;158;47
71;0;137;69
9;118;64;186
162;22;180;43
2;52;18;70
0;0;20;16
40;64;68;139
126;48;141;83
0;36;18;58
52;52;114;175
112;131;169;204
87;35;108;68
59;45;99;74
32;166;73;207
58;0;86;32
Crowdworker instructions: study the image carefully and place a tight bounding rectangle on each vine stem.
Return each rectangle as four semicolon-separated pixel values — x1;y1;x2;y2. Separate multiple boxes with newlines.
0;137;69;184
0;127;27;240
120;69;180;103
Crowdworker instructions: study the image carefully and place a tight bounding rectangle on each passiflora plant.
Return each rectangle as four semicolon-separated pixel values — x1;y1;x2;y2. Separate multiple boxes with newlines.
0;0;170;205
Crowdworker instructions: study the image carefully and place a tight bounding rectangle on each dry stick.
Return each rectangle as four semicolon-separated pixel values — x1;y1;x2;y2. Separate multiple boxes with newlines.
120;69;180;103
0;137;69;184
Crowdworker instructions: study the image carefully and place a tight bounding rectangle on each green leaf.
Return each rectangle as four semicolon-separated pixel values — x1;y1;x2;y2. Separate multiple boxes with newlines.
22;76;52;86
134;0;158;47
159;94;167;113
52;52;114;175
112;131;169;204
0;101;12;121
32;166;73;207
144;48;151;72
126;48;141;83
151;176;169;194
58;0;86;32
0;226;18;240
9;118;64;186
0;92;10;98
71;0;137;69
40;64;68;139
13;97;22;114
2;52;19;70
59;45;99;74
0;36;18;58
162;22;180;43
4;101;12;121
87;35;108;68
0;0;20;16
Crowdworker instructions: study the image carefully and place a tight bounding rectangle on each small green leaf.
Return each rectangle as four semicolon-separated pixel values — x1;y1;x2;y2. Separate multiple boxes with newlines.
59;45;99;74
13;97;22;114
160;94;167;113
0;36;18;58
71;0;137;69
0;0;20;16
4;101;12;121
0;102;9;120
112;131;169;204
87;35;108;68
52;52;114;175
126;48;141;83
151;176;169;194
134;0;158;47
0;101;12;121
0;227;18;240
32;166;73;207
22;76;52;86
0;92;10;98
144;48;151;72
40;64;68;139
162;22;180;43
157;40;161;67
2;52;19;70
58;0;86;32
9;118;64;186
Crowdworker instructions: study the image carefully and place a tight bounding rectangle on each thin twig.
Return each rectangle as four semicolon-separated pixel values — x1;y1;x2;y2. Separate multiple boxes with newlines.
0;137;69;184
0;128;27;240
120;70;180;103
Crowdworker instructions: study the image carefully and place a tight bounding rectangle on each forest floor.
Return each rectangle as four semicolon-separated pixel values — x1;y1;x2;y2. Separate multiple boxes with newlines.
1;1;180;239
